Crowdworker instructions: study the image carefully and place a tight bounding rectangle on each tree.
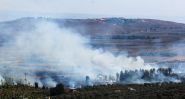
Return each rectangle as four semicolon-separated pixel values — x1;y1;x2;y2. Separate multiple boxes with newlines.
86;76;90;85
50;83;65;96
34;82;39;88
119;71;124;81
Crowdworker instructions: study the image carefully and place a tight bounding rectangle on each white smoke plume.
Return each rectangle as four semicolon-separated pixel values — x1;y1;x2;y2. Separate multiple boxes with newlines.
0;20;155;87
0;75;4;85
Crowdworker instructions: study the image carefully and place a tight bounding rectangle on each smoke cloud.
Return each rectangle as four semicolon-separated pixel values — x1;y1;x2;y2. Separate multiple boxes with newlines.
0;20;156;87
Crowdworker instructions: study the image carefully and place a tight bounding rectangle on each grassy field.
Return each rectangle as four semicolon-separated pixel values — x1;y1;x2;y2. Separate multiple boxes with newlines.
0;84;49;99
1;82;185;99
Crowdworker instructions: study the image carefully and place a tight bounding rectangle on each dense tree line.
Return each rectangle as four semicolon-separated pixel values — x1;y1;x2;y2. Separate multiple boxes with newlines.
118;68;179;83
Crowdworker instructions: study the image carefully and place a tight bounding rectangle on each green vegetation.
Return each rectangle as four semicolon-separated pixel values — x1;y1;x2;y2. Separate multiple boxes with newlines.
1;81;185;99
60;83;185;99
0;84;48;99
0;68;184;99
0;76;48;98
0;76;66;99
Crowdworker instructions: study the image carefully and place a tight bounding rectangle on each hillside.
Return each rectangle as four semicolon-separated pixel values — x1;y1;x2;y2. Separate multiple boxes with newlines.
0;17;185;64
1;17;185;98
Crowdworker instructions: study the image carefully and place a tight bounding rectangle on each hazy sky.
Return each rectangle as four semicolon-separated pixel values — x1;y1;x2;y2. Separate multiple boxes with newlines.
0;0;185;23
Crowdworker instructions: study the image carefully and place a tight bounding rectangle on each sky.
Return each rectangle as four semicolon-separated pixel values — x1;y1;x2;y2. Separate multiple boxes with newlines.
0;0;185;23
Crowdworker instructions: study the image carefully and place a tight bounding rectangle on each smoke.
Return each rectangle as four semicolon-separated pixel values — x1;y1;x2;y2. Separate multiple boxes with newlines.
0;75;4;85
0;20;156;87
